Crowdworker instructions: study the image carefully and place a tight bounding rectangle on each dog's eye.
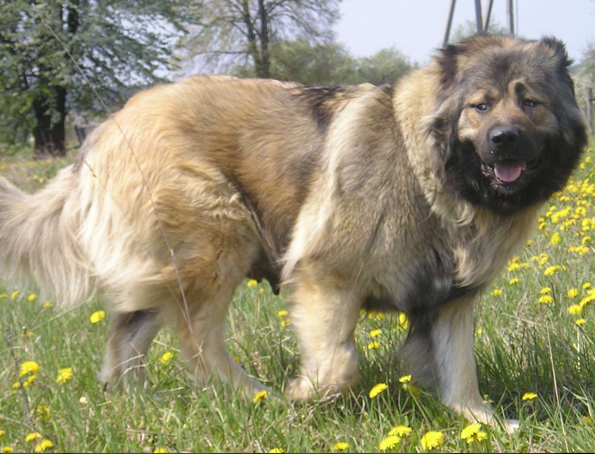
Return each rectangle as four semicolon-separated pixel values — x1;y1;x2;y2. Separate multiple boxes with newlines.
474;103;489;112
523;99;537;108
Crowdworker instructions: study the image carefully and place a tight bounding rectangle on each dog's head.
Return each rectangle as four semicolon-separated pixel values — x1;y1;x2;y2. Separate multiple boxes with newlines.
429;35;587;215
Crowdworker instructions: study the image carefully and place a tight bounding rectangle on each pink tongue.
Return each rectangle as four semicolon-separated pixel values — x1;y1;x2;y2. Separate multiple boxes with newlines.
494;162;526;183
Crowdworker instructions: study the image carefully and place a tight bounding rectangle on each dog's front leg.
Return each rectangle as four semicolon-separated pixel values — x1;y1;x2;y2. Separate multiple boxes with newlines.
284;268;361;401
432;297;519;433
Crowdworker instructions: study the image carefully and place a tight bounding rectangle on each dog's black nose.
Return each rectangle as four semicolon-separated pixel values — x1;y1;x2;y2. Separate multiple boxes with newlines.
490;126;519;148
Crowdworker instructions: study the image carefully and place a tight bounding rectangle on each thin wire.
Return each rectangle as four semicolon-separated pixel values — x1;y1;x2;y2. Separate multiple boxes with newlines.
31;5;194;334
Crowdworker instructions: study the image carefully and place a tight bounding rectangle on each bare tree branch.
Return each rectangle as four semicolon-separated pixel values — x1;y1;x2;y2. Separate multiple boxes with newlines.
180;0;341;77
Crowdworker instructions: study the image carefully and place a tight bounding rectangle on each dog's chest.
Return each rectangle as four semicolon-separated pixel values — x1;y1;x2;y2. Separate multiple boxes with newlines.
362;217;518;314
364;242;482;315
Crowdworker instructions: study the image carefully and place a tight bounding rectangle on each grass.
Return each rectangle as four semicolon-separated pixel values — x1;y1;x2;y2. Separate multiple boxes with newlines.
1;142;595;453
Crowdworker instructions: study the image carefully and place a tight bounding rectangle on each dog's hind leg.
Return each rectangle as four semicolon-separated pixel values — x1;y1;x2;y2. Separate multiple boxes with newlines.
100;310;162;388
175;284;269;397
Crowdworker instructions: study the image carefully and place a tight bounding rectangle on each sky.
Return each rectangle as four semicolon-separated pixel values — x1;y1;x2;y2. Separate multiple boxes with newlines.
334;0;595;64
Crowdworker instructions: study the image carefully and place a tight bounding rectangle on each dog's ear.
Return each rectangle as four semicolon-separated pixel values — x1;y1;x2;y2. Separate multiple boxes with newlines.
436;43;465;90
540;36;573;69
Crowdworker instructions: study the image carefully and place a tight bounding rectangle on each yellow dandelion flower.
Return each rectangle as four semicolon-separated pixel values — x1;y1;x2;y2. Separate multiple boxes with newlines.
575;318;586;326
421;431;444;450
491;289;503;296
43;301;53;309
544;265;562;276
583;283;592;290
56;368;73;384
34;439;53;452
396;312;409;331
89;310;105;324
366;341;380;350
27;294;37;302
397;374;419;394
509;277;519;285
460;423;487;443
550;232;561;246
475;328;483;336
161;352;174;365
522;392;537;401
280;319;289;327
253;390;268;403
537;254;549;266
508;262;521;271
153;449;167;453
526;239;534;246
10;290;19;300
268;449;283;453
475;431;488;442
539;295;553;304
0;293;6;299
333;442;349;450
378;435;401;450
36;405;50;421
389;425;412;437
568;288;579;298
19;361;39;377
583;236;592;245
23;375;36;388
2;447;14;453
540;287;551;294
568;305;583;315
277;310;288;318
12;381;21;389
370;329;383;338
367;311;385;320
369;383;387;398
25;433;43;443
247;279;258;288
580;295;595;307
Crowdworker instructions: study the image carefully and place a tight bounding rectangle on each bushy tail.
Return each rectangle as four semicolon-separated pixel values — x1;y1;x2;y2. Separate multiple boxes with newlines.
0;168;97;306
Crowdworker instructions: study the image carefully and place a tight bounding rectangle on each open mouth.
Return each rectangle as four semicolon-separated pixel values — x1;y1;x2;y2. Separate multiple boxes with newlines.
481;157;541;186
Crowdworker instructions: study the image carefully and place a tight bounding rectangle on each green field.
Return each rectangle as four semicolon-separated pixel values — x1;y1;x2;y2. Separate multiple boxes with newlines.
1;142;595;453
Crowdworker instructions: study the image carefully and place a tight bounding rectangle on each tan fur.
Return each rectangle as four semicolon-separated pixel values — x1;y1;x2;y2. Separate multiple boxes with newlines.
0;37;585;430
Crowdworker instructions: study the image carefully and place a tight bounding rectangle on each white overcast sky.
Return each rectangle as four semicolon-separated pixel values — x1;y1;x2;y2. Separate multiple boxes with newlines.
334;0;595;64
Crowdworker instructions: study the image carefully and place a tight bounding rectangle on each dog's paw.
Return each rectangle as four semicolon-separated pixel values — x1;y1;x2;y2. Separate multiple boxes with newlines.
285;376;317;401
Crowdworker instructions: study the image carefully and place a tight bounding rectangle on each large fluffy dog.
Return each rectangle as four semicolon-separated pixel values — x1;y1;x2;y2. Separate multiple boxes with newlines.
0;35;587;427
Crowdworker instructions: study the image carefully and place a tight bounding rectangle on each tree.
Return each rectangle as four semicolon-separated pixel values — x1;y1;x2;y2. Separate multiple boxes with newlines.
0;0;198;157
180;0;341;79
266;39;357;85
450;19;508;44
574;41;595;109
355;47;416;86
249;39;415;87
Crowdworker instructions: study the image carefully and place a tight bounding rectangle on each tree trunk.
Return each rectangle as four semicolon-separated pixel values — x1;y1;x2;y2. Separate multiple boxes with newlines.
32;86;67;158
257;0;271;78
